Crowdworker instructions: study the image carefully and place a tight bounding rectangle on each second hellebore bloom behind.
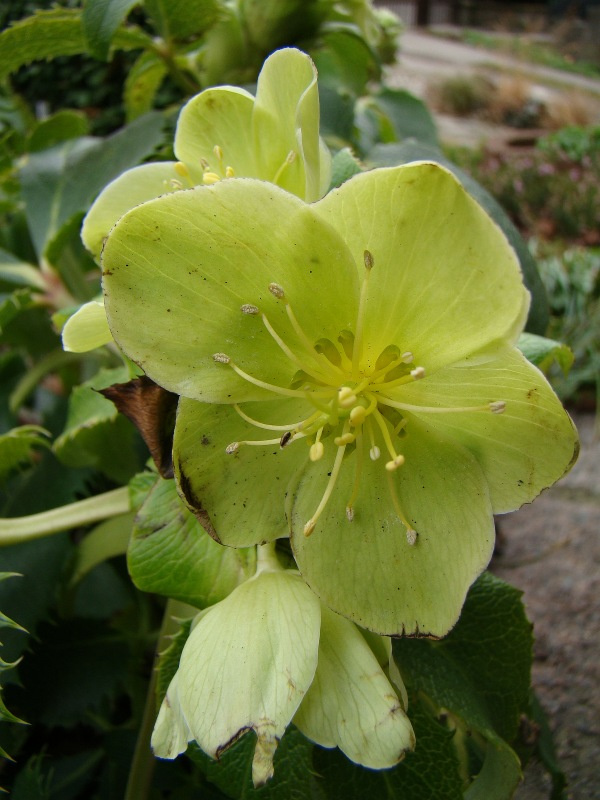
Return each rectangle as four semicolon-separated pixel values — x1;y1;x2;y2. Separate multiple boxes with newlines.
101;162;578;637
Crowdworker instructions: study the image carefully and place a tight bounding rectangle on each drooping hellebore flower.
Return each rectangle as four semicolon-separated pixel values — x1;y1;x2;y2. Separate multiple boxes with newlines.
101;162;579;637
151;562;414;785
81;47;331;261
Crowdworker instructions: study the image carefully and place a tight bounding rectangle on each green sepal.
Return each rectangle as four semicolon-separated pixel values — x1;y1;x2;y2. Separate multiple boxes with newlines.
128;476;256;608
517;332;574;376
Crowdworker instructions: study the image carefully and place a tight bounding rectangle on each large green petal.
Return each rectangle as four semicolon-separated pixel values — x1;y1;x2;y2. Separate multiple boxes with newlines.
152;570;321;786
312;163;529;374
253;48;327;201
387;346;579;513
294;605;415;768
289;417;494;637
101;180;360;403
81;162;180;260
174;86;256;178
174;397;310;547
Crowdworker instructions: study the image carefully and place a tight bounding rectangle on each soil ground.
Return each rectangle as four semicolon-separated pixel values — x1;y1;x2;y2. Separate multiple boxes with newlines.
385;29;600;799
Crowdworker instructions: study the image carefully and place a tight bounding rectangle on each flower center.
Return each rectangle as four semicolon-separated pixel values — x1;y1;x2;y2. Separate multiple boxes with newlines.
213;250;505;543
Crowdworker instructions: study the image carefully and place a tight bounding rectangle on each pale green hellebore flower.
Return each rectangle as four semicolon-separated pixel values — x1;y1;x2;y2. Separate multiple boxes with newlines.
81;47;331;261
101;162;579;637
151;567;413;785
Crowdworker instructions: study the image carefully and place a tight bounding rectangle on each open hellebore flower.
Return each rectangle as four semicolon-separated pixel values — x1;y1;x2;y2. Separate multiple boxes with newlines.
81;47;331;261
152;566;414;785
101;162;579;637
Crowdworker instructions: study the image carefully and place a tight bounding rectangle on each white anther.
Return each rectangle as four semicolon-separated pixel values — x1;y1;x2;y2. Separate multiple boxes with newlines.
268;282;285;299
200;158;210;170
286;150;297;164
410;366;426;380
304;519;316;537
310;441;324;462
406;529;417;546
338;387;357;409
225;442;240;454
169;179;184;190
174;161;189;177
402;351;414;363
490;401;506;414
363;249;374;271
369;445;381;461
213;352;231;364
346;506;355;522
241;304;259;315
203;172;221;185
385;455;405;472
349;405;367;427
225;166;235;178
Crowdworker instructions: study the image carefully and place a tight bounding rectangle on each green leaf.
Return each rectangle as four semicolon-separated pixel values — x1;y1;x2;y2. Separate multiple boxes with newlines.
0;8;153;81
367;140;550;335
82;0;141;60
0;288;34;333
369;88;439;148
123;50;168;121
0;426;51;484
393;572;533;799
19;112;166;258
312;698;463;800
311;27;380;97
128;476;256;607
27;111;90;153
517;332;574;376
0;250;45;292
53;367;144;483
0;9;87;82
189;726;318;800
328;147;363;190
143;0;223;39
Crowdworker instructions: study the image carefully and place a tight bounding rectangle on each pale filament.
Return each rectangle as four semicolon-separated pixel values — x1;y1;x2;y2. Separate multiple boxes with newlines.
226;359;332;399
272;150;297;186
304;425;349;537
260;312;337;386
376;396;506;415
233;404;321;433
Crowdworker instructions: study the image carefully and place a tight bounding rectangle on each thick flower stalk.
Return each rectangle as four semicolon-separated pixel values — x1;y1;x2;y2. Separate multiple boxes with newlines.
101;162;578;637
152;549;413;785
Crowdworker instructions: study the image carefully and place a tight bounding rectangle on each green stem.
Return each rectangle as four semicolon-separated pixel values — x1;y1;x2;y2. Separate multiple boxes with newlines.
9;349;82;413
125;598;195;800
255;541;282;574
0;487;131;545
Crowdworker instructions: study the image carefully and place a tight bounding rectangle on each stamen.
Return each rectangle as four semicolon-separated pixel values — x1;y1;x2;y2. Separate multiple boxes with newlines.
268;283;285;299
233;404;320;433
345;432;364;522
174;161;189;178
402;352;414;363
310;440;324;462
352;253;373;380
366;418;380;460
349;405;367;427
260;312;335;385
203;172;221;185
200;158;210;170
410;366;426;380
304;427;348;537
241;304;259;315
386;471;418;541
372;408;402;465
213;145;224;163
374;366;427;390
272;150;297;186
221;359;332;399
280;431;293;448
377;397;507;415
385;455;405;472
169;179;184;190
226;442;239;454
338;387;357;409
225;166;235;178
229;434;305;451
334;431;355;446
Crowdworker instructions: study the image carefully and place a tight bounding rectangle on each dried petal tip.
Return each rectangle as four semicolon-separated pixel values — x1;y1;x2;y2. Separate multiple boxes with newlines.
213;353;231;364
490;401;506;414
241;304;260;315
268;283;285;299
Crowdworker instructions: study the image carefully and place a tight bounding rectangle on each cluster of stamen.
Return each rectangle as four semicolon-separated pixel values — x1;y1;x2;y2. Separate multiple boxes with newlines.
165;144;299;191
213;250;505;544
